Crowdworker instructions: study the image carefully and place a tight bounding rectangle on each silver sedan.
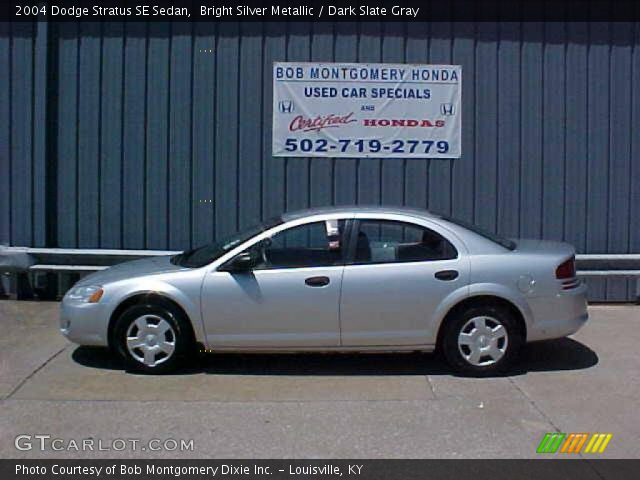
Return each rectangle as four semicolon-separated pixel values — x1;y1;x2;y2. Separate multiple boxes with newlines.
60;206;588;375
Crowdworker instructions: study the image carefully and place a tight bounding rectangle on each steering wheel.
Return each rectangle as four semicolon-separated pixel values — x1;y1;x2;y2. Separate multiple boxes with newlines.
259;238;272;266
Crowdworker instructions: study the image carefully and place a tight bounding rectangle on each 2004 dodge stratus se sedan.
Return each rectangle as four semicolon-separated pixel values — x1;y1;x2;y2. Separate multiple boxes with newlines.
60;207;588;375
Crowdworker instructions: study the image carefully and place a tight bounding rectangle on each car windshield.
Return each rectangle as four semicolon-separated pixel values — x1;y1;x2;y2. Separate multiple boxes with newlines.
173;216;283;268
441;215;517;251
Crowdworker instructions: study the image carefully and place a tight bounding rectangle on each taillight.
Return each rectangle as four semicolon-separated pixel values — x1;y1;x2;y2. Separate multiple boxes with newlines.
556;256;576;279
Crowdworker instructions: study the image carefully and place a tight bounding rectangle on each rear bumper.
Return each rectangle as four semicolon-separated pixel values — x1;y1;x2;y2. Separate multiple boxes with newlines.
526;282;589;342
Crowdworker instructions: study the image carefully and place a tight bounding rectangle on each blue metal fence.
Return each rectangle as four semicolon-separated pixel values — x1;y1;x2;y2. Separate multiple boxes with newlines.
0;20;639;300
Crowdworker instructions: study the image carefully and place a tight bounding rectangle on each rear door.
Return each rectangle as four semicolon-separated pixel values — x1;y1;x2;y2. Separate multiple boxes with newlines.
339;217;468;346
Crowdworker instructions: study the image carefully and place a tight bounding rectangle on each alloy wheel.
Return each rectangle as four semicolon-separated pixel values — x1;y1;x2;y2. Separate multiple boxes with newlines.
125;315;176;367
457;315;509;367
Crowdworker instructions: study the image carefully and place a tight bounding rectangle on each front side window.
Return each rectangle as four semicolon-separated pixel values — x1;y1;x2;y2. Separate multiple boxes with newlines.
353;220;457;264
251;220;346;269
173;216;283;268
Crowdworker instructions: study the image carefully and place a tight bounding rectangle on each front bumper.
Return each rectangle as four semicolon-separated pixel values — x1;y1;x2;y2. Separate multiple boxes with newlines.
526;282;589;342
59;297;110;347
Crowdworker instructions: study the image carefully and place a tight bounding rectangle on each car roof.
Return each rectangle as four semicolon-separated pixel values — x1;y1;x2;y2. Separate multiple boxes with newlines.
281;205;440;222
280;206;509;254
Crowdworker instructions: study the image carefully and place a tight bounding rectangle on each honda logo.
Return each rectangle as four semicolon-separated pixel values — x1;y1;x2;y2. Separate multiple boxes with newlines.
440;103;455;115
278;100;294;114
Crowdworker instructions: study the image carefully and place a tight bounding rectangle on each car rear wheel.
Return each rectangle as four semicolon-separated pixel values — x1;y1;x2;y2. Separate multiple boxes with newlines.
113;303;192;374
442;304;523;376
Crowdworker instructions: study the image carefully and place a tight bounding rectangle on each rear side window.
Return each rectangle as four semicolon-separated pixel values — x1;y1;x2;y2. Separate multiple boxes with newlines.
353;220;457;264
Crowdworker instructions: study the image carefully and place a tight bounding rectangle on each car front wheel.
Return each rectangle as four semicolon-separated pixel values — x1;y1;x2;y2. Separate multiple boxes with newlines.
113;303;191;374
442;304;523;376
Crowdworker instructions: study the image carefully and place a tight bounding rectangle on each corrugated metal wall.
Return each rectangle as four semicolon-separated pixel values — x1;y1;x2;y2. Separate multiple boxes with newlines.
1;21;639;301
0;22;48;249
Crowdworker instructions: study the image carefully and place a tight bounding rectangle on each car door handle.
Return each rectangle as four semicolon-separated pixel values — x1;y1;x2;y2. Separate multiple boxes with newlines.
305;276;330;287
435;270;459;281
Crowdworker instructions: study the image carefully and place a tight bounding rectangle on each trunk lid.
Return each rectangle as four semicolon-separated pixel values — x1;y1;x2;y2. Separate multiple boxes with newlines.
512;239;575;259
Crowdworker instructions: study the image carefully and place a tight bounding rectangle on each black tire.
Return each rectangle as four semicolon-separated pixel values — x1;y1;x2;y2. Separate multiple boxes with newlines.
441;304;523;376
113;303;193;374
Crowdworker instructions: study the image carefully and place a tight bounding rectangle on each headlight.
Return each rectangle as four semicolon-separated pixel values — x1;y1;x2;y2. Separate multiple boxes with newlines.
66;285;104;303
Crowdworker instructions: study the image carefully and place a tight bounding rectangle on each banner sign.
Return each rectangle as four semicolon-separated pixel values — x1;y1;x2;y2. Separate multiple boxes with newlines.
273;62;461;158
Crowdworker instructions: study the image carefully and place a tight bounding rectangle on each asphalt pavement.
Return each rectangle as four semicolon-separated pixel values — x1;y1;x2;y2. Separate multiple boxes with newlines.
0;301;638;458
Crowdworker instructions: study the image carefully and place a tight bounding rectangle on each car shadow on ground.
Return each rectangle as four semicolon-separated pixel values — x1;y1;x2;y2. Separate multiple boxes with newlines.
71;337;598;378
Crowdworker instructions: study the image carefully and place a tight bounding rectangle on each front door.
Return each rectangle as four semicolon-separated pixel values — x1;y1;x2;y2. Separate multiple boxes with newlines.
339;219;468;346
201;219;347;348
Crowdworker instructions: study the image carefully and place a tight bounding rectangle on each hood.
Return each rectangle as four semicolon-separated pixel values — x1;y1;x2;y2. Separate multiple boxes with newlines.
75;256;189;286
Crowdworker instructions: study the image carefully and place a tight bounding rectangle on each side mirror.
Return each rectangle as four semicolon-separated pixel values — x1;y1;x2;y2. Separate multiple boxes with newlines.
221;250;258;273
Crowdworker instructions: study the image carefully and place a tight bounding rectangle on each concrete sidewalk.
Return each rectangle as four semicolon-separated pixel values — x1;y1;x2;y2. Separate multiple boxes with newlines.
0;302;638;458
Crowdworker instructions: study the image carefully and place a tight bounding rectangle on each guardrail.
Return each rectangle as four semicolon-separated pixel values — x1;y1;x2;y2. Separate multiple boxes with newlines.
0;246;181;300
1;246;639;301
575;254;640;284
